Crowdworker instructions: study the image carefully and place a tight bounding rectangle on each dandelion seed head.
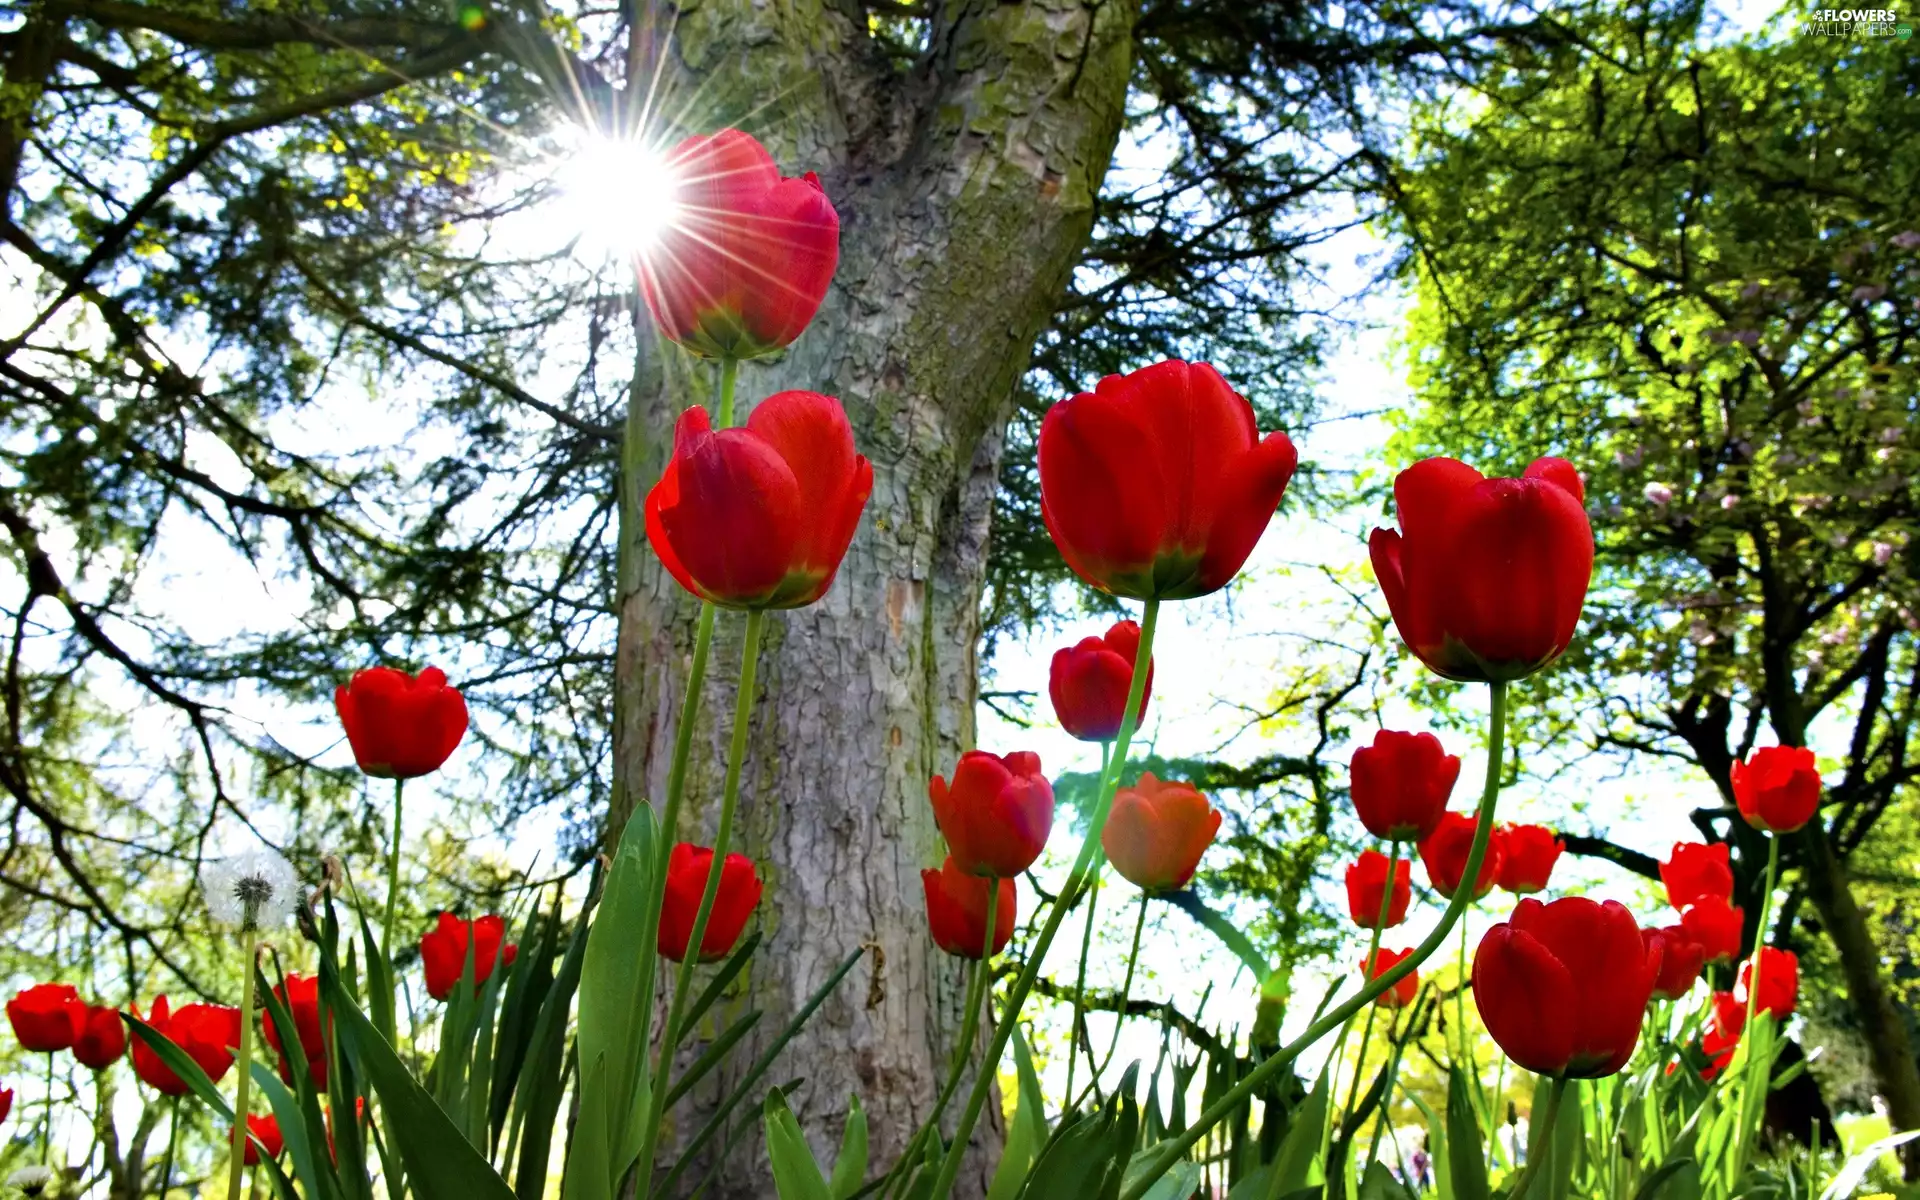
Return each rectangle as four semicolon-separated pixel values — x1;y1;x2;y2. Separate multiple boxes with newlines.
6;1167;53;1196
204;849;300;932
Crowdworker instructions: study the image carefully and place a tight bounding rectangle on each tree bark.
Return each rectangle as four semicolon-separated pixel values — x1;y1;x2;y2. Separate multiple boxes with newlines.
609;2;1136;1195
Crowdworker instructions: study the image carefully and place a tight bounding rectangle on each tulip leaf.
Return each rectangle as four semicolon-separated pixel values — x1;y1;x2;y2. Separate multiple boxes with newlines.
658;944;866;1196
1131;1161;1203;1200
254;1061;340;1200
764;1089;834;1200
1548;1078;1584;1200
510;899;593;1200
1359;1159;1418;1200
318;942;517;1200
575;804;657;1189
682;929;763;1034
663;1009;763;1111
987;1025;1049;1200
828;1094;869;1199
1445;1068;1489;1200
1630;1156;1699;1200
1159;889;1273;982
1016;1063;1139;1200
489;892;560;1147
122;1014;235;1119
1270;1067;1329;1194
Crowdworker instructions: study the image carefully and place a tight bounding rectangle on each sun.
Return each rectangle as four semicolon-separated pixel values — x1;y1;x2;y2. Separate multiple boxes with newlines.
552;130;683;261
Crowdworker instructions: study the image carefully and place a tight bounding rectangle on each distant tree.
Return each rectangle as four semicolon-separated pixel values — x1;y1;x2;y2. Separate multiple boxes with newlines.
1386;1;1920;1166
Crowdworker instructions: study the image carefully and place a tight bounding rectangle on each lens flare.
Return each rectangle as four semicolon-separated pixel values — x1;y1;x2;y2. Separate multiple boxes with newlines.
554;131;682;261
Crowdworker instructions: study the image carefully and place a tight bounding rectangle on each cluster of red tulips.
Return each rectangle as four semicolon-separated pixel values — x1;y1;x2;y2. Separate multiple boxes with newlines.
0;125;1834;1200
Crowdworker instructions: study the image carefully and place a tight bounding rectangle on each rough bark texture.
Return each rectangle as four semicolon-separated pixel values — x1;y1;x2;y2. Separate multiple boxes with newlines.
610;2;1136;1195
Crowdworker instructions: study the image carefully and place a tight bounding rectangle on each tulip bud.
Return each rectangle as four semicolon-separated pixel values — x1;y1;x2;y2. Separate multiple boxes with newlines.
1739;947;1799;1019
1102;773;1220;891
636;130;840;361
1643;927;1706;1002
1679;895;1744;964
1349;730;1460;842
1370;456;1594;682
1473;897;1659;1077
1417;812;1501;901
1049;621;1153;742
1660;842;1733;912
1361;948;1418;1009
1494;824;1564;895
6;983;82;1053
333;666;468;779
929;751;1054;878
1345;851;1412;929
659;845;763;964
1731;746;1821;834
921;857;1015;959
1038;359;1298;600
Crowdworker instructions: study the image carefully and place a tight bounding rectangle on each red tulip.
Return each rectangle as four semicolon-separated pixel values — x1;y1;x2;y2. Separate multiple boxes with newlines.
72;1004;127;1070
333;666;468;779
1345;851;1412;929
1473;897;1659;1077
1037;359;1298;600
1495;824;1564;894
929;751;1054;879
129;996;242;1095
1417;812;1501;901
241;1114;284;1165
1700;990;1745;1079
1661;842;1733;911
1643;926;1706;1002
659;844;763;963
1731;746;1821;834
6;983;82;1052
262;973;329;1089
1679;895;1744;964
1049;621;1154;741
645;391;873;610
1361;948;1418;1009
1370;456;1594;682
1739;947;1799;1019
1102;773;1221;892
635;129;840;361
921;857;1016;959
1349;730;1461;842
0;1086;10;1125
420;913;518;1000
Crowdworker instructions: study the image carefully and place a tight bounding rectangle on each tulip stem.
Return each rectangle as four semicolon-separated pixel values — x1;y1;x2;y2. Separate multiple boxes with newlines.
1079;891;1149;1110
637;606;765;1192
879;884;1000;1200
1730;832;1781;1190
158;1096;179;1200
1118;678;1510;1200
225;929;259;1200
1456;907;1472;1074
1324;844;1399;1178
1062;854;1104;1107
41;1050;53;1166
715;355;740;428
927;597;1161;1200
381;777;404;965
1506;1076;1567;1200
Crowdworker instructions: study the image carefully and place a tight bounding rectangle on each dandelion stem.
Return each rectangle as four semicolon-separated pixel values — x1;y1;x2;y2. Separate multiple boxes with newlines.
225;929;259;1200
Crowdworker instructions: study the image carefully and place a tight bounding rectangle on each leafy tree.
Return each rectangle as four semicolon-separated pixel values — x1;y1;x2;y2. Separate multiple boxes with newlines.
1386;0;1920;1165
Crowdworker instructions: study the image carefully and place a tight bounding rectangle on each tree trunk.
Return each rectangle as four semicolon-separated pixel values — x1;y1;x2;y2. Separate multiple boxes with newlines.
1797;815;1920;1177
609;2;1136;1195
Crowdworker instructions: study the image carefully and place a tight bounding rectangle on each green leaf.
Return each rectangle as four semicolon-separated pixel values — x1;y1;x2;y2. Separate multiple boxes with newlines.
562;1054;612;1200
764;1089;833;1200
1548;1079;1583;1200
1359;1159;1417;1200
1132;1161;1203;1200
254;1062;341;1200
828;1095;868;1200
1445;1068;1489;1200
318;943;517;1200
123;1014;235;1119
683;929;762;1033
1408;1092;1450;1200
1017;1063;1139;1200
1269;1067;1329;1194
662;1009;764;1111
575;805;657;1187
1630;1157;1699;1200
511;901;592;1200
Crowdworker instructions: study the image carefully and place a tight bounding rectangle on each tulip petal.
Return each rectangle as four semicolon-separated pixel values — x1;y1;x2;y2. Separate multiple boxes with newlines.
1474;924;1577;1075
1196;430;1298;595
1039;386;1171;595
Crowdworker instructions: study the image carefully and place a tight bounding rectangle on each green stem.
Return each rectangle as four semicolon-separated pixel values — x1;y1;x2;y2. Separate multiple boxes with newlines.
715;355;740;427
1120;678;1511;1200
1079;892;1150;1109
1729;832;1781;1189
1063;855;1104;1107
1506;1077;1568;1200
636;606;766;1189
928;597;1161;1198
1486;1053;1508;1173
158;1096;179;1200
225;928;259;1200
1456;908;1471;1074
41;1051;53;1166
381;777;405;962
1329;842;1400;1165
880;884;1001;1200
